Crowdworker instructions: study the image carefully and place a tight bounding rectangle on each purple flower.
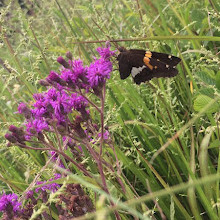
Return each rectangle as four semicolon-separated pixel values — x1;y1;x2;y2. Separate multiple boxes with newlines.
57;56;70;68
98;130;110;140
35;174;61;193
54;173;62;179
46;71;66;86
17;103;32;119
70;93;88;111
96;45;116;60
0;193;21;213
31;89;75;123
60;59;88;89
70;94;89;120
87;58;112;88
50;90;74;117
25;118;49;135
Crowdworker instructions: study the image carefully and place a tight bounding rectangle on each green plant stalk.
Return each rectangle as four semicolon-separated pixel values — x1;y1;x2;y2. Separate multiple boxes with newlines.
136;148;191;219
188;126;202;220
198;131;216;212
73;35;220;44
29;24;51;72
73;173;220;220
1;28;35;96
150;96;220;163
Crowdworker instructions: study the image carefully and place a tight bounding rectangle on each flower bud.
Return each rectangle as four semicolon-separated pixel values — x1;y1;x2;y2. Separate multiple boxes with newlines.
47;71;66;86
37;132;45;141
57;56;70;69
9;125;19;133
18;103;32;119
5;133;17;143
57;124;66;134
66;51;73;60
39;79;50;87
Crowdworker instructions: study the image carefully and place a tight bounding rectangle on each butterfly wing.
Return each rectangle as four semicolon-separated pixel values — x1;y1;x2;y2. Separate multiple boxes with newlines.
151;52;181;67
117;49;181;84
117;52;132;80
128;50;181;84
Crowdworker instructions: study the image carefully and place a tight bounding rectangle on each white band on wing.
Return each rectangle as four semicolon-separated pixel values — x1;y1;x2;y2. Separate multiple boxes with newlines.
131;66;146;78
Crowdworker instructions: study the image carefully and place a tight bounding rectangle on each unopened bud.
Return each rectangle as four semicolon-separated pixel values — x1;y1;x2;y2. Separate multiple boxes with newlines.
5;133;17;143
39;79;50;87
18;103;32;119
57;56;70;69
37;132;45;141
57;124;66;134
46;71;66;86
66;51;73;60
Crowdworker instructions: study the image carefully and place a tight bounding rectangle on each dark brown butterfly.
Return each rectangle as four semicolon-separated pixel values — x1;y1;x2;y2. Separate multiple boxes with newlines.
117;47;181;85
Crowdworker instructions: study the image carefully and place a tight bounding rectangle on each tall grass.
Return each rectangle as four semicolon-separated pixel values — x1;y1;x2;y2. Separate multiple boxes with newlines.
0;0;220;219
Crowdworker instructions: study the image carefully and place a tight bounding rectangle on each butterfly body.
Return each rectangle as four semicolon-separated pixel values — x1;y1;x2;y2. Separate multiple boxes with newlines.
117;47;181;84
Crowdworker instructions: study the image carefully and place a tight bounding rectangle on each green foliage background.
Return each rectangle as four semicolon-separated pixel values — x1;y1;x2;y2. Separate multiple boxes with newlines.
0;0;220;219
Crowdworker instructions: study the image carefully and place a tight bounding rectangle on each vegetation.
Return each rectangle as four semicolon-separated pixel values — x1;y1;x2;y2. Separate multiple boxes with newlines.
0;0;220;219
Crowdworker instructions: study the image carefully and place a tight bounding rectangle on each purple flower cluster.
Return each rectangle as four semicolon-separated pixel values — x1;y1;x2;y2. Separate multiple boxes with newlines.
35;174;61;193
5;45;115;143
47;44;115;93
60;59;88;89
3;44;116;219
0;175;61;218
0;193;21;213
87;58;112;89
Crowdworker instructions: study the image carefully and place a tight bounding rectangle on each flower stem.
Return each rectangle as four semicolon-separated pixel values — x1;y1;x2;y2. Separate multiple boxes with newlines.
99;84;106;156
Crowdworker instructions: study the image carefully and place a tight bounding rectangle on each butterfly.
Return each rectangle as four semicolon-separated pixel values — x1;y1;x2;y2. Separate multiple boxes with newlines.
117;47;181;84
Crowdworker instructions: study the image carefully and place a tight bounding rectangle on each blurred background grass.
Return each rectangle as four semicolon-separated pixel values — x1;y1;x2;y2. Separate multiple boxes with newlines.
0;0;220;219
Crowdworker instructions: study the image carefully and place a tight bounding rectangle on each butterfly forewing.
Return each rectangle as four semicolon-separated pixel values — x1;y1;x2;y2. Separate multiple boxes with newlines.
117;52;132;79
151;52;181;66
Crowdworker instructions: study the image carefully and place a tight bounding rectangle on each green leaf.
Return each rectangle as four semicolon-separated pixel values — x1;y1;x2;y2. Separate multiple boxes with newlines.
196;71;215;86
209;139;220;149
215;71;220;90
194;95;219;113
197;88;215;98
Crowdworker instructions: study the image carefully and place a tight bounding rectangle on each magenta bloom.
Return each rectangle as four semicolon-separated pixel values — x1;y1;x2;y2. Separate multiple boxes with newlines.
0;193;21;213
17;103;32;119
98;130;110;140
60;59;88;89
25;118;49;135
70;93;88;111
96;45;116;60
87;58;112;88
35;174;61;193
31;89;75;123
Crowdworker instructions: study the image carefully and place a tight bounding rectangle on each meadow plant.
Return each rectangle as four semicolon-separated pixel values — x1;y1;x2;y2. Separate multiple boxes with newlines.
3;43;120;219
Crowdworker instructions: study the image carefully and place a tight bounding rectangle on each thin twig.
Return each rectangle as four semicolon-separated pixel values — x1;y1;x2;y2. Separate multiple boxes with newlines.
99;84;106;156
146;179;166;220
